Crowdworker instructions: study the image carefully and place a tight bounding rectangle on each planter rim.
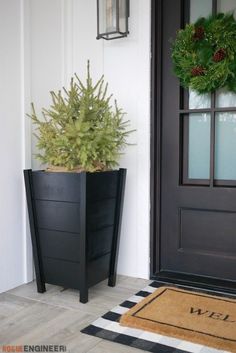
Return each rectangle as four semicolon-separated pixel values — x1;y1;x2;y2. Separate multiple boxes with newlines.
25;169;125;175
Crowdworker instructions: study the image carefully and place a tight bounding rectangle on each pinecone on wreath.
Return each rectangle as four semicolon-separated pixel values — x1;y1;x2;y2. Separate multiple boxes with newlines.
191;66;205;77
193;26;205;40
213;48;226;62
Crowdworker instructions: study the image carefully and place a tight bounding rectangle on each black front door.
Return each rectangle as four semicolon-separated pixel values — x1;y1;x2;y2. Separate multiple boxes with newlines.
151;0;236;292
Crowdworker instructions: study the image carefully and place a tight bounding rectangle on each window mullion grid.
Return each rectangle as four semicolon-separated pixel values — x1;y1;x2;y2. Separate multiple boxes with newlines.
209;0;217;187
212;0;217;15
210;93;216;187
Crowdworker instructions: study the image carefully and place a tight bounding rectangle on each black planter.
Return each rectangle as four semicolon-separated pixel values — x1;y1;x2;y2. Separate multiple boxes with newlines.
24;169;126;303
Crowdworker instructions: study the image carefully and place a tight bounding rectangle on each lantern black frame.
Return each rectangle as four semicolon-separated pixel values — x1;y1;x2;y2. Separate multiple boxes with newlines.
97;0;130;40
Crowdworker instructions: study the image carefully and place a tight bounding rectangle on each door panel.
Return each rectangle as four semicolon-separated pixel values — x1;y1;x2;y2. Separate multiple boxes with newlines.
153;0;236;288
180;208;236;257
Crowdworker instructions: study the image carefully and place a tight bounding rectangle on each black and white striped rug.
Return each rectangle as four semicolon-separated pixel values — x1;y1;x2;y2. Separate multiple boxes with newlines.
81;282;228;353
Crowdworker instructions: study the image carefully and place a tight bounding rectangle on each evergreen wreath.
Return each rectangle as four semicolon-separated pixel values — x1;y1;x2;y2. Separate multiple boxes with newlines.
172;13;236;94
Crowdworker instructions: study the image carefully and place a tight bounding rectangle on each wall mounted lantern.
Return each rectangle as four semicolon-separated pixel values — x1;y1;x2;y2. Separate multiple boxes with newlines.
97;0;130;40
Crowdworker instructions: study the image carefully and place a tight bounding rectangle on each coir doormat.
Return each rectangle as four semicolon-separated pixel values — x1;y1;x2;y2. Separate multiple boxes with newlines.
120;286;236;352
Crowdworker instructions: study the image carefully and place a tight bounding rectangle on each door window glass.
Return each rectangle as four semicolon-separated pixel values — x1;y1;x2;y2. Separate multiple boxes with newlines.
218;0;236;15
188;114;211;180
189;91;211;110
190;0;212;22
215;113;236;180
216;88;236;108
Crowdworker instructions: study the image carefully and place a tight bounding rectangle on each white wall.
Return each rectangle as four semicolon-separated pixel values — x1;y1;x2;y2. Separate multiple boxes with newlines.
0;0;30;293
29;0;151;279
103;1;151;278
0;0;151;292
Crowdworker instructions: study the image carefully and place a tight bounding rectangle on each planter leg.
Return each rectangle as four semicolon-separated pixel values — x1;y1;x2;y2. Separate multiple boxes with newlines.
108;274;116;287
24;170;46;295
79;172;88;304
36;280;46;293
80;287;88;304
108;169;127;288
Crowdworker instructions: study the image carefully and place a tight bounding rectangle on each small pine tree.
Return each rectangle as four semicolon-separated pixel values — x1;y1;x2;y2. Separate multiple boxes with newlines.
29;62;133;172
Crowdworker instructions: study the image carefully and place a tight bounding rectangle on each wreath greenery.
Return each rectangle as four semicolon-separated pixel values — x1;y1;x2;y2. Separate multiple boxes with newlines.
172;13;236;94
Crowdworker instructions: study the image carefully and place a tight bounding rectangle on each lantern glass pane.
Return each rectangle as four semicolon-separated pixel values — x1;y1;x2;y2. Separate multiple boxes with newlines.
98;0;106;35
119;0;127;33
106;0;117;33
99;0;117;35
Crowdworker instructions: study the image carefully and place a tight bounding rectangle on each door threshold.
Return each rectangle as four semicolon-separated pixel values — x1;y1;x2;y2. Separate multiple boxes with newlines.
151;271;236;298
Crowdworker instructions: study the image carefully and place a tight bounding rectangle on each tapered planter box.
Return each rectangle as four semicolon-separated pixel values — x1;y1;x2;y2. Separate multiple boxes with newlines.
24;169;126;303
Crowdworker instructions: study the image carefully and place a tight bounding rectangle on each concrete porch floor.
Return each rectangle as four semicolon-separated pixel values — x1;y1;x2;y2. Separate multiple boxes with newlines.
0;276;150;352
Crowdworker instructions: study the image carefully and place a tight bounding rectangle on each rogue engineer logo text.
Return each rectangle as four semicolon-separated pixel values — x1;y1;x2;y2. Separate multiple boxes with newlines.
1;346;67;352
